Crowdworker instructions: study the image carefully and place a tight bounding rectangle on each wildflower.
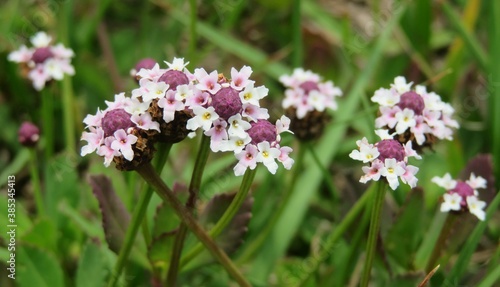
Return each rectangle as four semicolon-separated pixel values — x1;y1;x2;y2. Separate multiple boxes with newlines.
183;66;294;175
81;94;158;170
432;173;488;220
371;76;458;150
350;132;420;190
8;31;74;91
18;121;40;147
130;58;157;80
280;68;342;141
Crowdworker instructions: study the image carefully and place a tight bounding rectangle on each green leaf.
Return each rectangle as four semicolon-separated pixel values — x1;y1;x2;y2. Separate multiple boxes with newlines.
89;174;131;254
17;246;64;287
20;219;58;252
76;242;108;287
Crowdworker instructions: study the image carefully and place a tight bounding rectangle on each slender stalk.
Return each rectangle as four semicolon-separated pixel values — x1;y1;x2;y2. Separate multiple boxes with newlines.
29;149;44;216
59;0;76;154
291;0;303;67
490;0;500;186
108;144;172;287
41;88;54;159
179;167;257;268
188;0;197;62
136;163;251;287
296;184;373;286
167;136;210;286
360;181;387;287
425;213;458;273
237;143;305;263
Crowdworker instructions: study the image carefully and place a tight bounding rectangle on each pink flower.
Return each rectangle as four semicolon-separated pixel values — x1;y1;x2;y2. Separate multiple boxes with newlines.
230;66;254;91
131;113;160;132
157;90;185;123
194;68;221;94
97;137;120;167
204;119;229;152
277;146;294;169
233;144;258;176
111;129;137;161
81;127;104;156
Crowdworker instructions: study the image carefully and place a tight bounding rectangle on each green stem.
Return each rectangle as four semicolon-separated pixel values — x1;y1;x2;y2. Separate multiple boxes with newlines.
237;143;305;263
188;0;197;62
360;181;387;287
108;144;172;287
296;183;373;286
107;180;154;287
136;162;251;287
167;136;210;286
180;167;257;269
29;149;44;216
41;88;54;159
425;212;458;273
291;0;303;67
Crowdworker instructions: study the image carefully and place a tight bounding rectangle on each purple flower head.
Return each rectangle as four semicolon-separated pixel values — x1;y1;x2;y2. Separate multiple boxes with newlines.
18;121;40;147
299;80;320;95
134;58;157;72
397;91;425;115
350;132;421;190
371;76;458;149
211;87;242;120
101;109;135;137
247;120;277;145
158;70;189;91
432;173;488;220
31;47;53;64
8;31;75;91
376;139;405;162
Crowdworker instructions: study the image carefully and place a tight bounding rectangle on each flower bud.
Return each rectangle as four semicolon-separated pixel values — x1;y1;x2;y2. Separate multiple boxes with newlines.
211;87;242;120
397;91;425;115
18;121;40;147
376;139;405;162
158;70;189;91
101;109;135;137
31;47;53;64
247;120;277;144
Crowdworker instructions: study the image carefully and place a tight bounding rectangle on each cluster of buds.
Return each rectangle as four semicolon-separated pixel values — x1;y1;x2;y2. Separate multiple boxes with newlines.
81;58;294;175
18;121;40;147
280;68;342;140
371;76;458;150
349;130;421;190
8;32;75;91
432;173;487;220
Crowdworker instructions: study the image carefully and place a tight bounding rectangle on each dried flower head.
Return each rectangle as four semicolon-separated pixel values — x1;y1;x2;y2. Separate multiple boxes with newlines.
349;131;421;190
432;173;487;220
371;76;458;150
8;32;75;91
279;68;342;141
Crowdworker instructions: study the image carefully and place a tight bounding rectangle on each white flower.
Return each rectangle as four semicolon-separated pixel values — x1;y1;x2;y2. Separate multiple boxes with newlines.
466;196;486;221
371;88;400;106
360;160;384;183
466;173;487;190
276;115;293;134
391;76;413;94
8;45;32;63
227;114;251;138
307;90;327;112
233;144;258;176
157;90;185;123
222;135;251;153
440;193;462;212
349;141;379;163
142;81;169;102
380;158;406;190
375;129;394;140
80;127;104;156
432;173;457;190
277;146;294;170
194;68;221;94
164;57;189;71
242;103;269;122
395;108;416;134
239;83;268;106
186;106;219;131
256;141;280;174
31;31;52;47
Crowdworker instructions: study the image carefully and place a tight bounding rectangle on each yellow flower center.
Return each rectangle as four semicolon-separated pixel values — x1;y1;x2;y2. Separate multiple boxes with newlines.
203;112;211;120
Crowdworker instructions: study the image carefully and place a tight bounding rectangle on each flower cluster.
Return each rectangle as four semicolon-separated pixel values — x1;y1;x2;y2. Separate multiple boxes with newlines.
82;58;294;175
8;32;75;91
279;68;342;140
432;173;487;220
184;66;294;175
349;130;421;190
371;76;458;149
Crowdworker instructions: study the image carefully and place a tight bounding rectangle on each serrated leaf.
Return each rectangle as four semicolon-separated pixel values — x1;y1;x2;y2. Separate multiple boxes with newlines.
89;174;130;254
17;245;64;287
385;187;426;270
76;242;108;287
20;219;57;252
199;192;253;254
